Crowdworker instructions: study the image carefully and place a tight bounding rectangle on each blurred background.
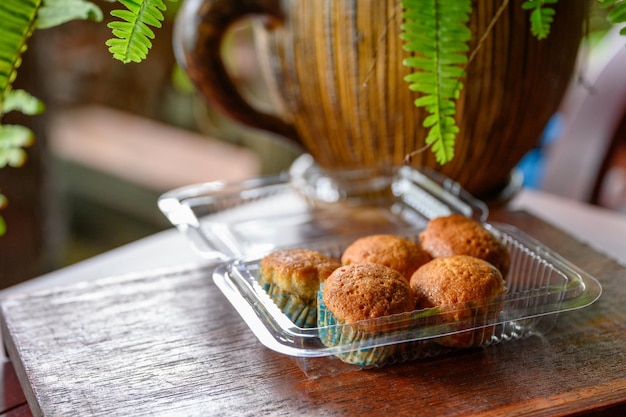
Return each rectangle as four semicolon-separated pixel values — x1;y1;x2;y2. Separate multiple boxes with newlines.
0;3;300;288
0;2;625;289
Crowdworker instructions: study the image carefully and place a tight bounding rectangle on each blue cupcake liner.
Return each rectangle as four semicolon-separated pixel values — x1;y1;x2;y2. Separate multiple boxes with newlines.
317;290;393;367
262;281;317;328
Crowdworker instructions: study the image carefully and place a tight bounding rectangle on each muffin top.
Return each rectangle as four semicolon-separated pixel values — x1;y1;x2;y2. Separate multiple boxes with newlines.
341;234;431;281
410;255;504;311
323;263;415;324
260;249;341;300
419;214;510;276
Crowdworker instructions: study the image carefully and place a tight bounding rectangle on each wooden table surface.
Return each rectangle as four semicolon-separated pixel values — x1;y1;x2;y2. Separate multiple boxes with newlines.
1;208;625;416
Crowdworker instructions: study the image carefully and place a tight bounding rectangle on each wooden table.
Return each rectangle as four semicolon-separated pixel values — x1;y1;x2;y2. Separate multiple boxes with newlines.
1;192;625;416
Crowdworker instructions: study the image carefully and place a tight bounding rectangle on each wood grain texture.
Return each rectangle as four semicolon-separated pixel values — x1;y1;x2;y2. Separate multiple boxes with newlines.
1;210;625;416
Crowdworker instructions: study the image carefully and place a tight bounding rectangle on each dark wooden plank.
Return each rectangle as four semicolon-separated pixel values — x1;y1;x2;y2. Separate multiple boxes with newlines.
0;210;624;416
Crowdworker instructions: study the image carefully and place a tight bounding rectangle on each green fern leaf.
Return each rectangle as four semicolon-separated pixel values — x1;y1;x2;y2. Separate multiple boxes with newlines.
3;89;45;115
0;0;39;231
0;124;34;168
0;0;41;113
598;0;626;35
106;0;173;63
401;0;471;165
522;0;558;40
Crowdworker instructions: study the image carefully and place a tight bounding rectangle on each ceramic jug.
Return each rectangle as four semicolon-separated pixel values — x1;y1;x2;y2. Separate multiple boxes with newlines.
175;0;585;199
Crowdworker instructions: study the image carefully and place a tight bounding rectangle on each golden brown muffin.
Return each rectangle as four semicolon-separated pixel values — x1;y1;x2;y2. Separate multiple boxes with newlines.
260;248;340;300
319;263;416;366
419;214;510;276
409;255;505;348
260;249;340;328
323;263;416;326
341;234;431;281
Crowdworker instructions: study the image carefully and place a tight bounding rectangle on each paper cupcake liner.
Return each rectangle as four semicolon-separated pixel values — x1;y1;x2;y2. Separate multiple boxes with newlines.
317;291;393;367
262;281;317;328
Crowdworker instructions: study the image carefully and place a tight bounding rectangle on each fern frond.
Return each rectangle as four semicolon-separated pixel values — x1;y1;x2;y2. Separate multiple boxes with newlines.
522;0;558;40
0;0;40;182
0;90;41;173
3;89;45;116
0;122;33;236
598;0;626;35
0;0;41;114
0;124;34;168
0;0;103;236
106;0;174;63
401;0;471;165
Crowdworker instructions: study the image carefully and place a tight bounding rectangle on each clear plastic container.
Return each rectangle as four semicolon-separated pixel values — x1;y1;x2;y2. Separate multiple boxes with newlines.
158;155;602;378
158;155;488;261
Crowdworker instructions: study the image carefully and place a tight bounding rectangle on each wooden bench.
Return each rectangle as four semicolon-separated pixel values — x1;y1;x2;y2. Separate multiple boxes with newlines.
47;105;263;260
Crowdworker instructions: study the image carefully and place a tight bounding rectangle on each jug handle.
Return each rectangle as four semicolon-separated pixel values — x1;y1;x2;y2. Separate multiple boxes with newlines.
176;0;301;145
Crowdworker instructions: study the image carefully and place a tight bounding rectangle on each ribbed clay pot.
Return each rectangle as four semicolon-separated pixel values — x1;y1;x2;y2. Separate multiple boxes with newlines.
175;0;586;199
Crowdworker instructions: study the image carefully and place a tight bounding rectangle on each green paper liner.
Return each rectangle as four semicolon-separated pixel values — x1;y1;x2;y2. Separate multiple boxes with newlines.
261;281;317;328
317;291;394;367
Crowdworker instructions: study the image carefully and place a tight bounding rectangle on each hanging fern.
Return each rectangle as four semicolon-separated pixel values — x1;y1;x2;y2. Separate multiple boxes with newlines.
0;0;177;235
0;0;101;235
0;3;101;163
522;0;558;40
400;0;472;165
1;0;626;238
0;0;40;111
106;0;171;63
0;0;33;235
0;0;41;229
0;0;102;167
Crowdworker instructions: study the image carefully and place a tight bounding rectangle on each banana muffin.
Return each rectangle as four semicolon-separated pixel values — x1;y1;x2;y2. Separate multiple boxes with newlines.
409;255;505;348
419;214;510;276
260;248;340;328
319;262;416;366
341;234;431;282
